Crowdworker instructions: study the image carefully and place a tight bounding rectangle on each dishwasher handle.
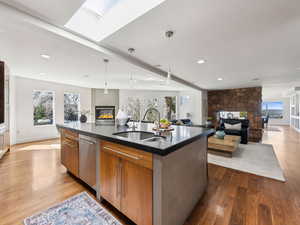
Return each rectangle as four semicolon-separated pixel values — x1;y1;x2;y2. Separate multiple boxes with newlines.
79;138;97;145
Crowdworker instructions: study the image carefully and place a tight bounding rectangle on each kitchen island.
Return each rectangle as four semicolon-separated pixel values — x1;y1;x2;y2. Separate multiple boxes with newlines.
56;122;214;225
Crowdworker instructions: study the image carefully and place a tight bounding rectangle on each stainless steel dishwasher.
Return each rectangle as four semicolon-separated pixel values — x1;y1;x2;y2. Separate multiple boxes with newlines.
79;134;97;190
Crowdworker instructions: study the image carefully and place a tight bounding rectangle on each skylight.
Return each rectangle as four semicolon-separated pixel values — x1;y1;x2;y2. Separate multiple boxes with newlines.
83;0;122;18
65;0;166;42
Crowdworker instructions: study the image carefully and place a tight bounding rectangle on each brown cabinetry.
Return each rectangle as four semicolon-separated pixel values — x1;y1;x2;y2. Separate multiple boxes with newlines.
100;141;153;225
100;150;121;209
60;128;79;177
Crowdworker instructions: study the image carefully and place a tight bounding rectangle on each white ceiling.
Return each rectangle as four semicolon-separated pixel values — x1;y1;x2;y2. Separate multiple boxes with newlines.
1;0;300;96
0;4;187;91
0;0;85;25
102;0;300;90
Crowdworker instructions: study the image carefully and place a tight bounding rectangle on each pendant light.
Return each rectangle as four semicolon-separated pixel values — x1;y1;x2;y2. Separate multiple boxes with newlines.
165;30;174;85
128;48;136;88
103;59;109;94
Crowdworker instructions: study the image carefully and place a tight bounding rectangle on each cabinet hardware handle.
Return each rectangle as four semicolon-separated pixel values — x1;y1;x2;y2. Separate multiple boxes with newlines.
79;138;96;145
119;160;123;198
63;141;77;148
64;134;78;141
116;160;120;198
103;147;141;160
122;161;126;198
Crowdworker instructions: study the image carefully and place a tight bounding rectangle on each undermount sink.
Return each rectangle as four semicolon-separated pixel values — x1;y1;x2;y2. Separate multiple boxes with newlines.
143;136;166;142
113;131;155;141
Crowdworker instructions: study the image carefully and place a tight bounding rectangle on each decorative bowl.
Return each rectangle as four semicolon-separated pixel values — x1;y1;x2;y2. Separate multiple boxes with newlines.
215;130;226;139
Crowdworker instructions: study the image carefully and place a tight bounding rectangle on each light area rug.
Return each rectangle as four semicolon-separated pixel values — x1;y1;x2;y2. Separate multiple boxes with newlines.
208;143;285;182
24;192;123;225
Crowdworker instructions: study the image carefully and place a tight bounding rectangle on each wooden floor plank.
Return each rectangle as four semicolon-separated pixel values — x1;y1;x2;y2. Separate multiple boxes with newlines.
228;187;247;225
257;204;273;225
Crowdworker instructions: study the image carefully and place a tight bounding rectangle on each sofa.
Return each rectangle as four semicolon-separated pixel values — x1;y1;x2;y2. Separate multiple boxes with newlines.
217;119;249;144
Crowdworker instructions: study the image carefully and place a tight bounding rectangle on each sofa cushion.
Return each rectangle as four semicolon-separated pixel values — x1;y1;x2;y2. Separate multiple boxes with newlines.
224;122;242;130
220;119;249;129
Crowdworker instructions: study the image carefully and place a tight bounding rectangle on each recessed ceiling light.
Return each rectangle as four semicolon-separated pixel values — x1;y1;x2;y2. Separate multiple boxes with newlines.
217;77;223;81
197;59;206;64
41;54;50;59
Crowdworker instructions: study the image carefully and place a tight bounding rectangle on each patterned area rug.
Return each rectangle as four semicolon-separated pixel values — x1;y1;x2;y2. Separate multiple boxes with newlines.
24;192;123;225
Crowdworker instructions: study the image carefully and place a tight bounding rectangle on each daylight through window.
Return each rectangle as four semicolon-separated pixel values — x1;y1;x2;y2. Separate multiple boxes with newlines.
64;93;80;122
33;91;54;126
262;102;284;119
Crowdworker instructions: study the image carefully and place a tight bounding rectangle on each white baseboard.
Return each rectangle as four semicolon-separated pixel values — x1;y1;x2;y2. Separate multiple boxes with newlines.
16;135;59;144
0;149;9;159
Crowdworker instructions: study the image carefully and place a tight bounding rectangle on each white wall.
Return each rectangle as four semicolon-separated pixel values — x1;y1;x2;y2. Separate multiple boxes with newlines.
9;75;17;144
10;76;92;144
178;90;203;125
263;97;290;125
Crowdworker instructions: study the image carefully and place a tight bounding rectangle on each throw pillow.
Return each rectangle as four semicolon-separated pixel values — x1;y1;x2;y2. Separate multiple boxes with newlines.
224;122;242;130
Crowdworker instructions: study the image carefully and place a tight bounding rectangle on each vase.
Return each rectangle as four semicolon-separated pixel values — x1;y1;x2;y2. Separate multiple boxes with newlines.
80;115;87;123
215;130;225;139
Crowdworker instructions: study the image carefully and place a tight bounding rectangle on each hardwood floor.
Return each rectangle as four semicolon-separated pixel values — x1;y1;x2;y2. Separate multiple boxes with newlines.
185;126;300;225
0;126;299;225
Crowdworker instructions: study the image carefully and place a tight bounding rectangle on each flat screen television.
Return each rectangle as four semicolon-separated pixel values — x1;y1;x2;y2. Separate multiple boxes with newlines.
0;61;5;125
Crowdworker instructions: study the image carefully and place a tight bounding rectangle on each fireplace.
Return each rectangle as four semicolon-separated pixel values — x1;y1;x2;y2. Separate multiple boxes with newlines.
95;106;115;124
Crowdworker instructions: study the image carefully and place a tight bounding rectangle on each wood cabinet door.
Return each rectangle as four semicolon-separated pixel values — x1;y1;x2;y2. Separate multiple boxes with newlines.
61;138;79;177
60;140;68;169
120;159;153;225
67;144;79;176
100;150;121;210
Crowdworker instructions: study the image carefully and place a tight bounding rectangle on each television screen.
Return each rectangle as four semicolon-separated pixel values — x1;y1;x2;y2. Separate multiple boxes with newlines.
0;61;4;124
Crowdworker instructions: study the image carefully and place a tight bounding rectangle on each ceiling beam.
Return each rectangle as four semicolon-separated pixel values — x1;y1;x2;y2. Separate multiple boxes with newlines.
103;45;205;91
0;2;205;91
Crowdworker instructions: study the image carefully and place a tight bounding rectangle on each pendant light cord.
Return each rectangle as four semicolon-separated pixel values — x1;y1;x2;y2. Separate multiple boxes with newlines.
165;31;174;84
103;59;109;93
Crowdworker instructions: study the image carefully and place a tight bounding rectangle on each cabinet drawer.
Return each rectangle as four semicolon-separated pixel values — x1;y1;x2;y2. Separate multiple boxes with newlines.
62;139;78;149
101;141;153;170
61;128;78;141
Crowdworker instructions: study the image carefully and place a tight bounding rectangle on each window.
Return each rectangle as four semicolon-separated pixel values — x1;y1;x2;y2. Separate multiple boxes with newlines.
64;93;80;122
262;102;284;119
33;91;54;126
83;0;123;17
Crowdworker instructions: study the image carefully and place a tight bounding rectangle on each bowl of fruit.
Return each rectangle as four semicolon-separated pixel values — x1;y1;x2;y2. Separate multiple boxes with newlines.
160;118;172;129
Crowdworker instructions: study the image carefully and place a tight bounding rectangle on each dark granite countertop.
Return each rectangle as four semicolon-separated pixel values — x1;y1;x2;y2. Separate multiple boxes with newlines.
56;122;214;156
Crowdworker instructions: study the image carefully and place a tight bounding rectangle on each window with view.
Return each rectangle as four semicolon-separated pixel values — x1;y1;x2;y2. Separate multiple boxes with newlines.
262;102;284;119
33;91;54;126
64;93;80;123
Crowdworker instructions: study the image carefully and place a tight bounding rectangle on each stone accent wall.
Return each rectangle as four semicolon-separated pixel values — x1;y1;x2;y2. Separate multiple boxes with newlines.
207;87;262;142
